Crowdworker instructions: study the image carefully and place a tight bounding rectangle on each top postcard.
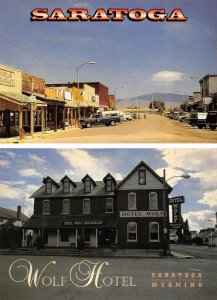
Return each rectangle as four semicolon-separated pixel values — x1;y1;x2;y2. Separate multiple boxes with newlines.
0;0;217;144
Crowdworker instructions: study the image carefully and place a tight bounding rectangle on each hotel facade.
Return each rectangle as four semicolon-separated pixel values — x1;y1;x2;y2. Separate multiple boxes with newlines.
23;161;172;250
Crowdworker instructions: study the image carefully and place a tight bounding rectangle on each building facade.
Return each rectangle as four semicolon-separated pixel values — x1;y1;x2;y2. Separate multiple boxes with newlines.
199;74;217;111
23;161;172;250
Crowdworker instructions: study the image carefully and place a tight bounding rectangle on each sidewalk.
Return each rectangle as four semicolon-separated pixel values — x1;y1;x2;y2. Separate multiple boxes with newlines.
0;127;79;144
0;248;194;259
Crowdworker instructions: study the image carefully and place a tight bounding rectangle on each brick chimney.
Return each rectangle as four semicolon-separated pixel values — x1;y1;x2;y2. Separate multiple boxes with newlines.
17;206;22;221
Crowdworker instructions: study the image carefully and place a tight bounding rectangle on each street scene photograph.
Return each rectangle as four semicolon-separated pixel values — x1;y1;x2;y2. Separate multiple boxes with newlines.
0;148;217;300
0;0;217;143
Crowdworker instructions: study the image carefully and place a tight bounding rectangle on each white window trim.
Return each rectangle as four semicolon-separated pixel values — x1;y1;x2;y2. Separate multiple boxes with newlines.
63;181;70;194
85;179;91;193
62;199;70;214
127;222;137;242
149;192;158;210
128;192;137;210
43;199;50;215
149;222;160;242
83;198;90;214
106;198;113;213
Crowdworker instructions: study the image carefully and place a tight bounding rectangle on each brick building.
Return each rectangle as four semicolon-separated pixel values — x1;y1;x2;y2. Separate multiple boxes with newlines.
23;161;172;250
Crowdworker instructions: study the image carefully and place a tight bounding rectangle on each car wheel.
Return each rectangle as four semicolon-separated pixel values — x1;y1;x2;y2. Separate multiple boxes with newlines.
86;123;92;128
210;125;216;131
198;125;203;129
111;121;116;126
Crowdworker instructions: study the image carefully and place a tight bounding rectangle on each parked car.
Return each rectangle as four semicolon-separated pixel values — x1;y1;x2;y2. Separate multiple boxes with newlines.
197;112;208;129
123;112;133;121
131;113;141;119
80;112;122;128
189;112;197;126
206;111;217;130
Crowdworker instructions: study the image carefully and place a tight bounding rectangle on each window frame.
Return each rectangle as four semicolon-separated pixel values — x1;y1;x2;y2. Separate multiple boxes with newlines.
138;170;146;185
149;192;158;210
83;198;90;214
45;181;52;194
63;180;70;194
62;199;70;214
43;199;50;214
106;198;113;213
85;179;91;193
149;222;159;242
128;192;137;210
106;179;113;192
127;222;137;242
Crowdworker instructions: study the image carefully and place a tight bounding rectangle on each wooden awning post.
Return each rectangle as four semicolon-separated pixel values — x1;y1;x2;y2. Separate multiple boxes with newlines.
41;108;45;134
54;105;57;132
30;103;34;137
96;228;98;248
19;107;23;129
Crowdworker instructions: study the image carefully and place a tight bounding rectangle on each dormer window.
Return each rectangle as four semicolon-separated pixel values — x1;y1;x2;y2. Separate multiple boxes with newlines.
46;181;52;194
63;180;70;194
85;179;91;193
106;179;114;192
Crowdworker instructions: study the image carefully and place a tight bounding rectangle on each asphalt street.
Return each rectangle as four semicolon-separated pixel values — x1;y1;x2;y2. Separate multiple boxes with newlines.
170;245;217;260
1;255;217;300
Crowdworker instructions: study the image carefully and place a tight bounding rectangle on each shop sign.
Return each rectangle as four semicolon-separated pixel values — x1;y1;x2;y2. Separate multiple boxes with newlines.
169;196;185;204
120;211;164;217
172;204;181;223
64;220;103;226
170;223;183;229
0;68;15;86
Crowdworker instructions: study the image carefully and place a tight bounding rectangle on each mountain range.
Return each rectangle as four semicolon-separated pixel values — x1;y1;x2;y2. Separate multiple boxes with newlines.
116;93;188;109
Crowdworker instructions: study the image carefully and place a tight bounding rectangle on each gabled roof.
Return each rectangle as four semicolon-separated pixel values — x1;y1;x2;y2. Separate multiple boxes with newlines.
114;161;173;192
103;173;117;185
81;174;97;187
0;207;28;222
60;175;77;187
42;176;59;187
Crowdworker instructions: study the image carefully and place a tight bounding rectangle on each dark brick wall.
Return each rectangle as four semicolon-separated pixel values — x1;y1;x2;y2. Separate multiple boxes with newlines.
22;72;45;95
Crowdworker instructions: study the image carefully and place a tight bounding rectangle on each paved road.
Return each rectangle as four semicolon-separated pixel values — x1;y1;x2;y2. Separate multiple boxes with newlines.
25;114;217;143
1;255;217;300
170;244;217;259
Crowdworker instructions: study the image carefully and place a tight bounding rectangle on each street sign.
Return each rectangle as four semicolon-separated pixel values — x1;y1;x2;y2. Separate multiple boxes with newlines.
172;203;182;223
170;223;183;229
169;196;185;205
30;95;36;101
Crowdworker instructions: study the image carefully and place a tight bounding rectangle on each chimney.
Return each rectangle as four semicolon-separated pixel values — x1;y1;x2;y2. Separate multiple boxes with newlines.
17;206;22;221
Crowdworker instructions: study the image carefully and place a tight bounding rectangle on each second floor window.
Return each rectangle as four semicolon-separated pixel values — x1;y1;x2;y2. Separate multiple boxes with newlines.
83;199;90;214
106;198;113;213
62;199;70;214
43;200;50;214
85;179;91;193
128;193;136;210
149;192;158;210
138;170;146;185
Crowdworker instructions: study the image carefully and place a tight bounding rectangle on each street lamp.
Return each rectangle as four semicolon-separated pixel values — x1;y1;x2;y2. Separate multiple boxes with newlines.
163;170;191;256
77;61;96;120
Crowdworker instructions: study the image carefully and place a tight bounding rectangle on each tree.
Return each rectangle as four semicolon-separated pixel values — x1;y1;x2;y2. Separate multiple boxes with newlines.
149;100;166;111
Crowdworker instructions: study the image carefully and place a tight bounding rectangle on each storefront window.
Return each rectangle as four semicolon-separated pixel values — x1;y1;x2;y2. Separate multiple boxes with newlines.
128;193;136;210
83;198;90;214
138;170;146;185
0;112;4;127
43;200;50;214
149;222;159;241
106;198;113;213
10;112;15;126
127;222;137;241
60;229;69;242
62;199;70;214
149;192;158;210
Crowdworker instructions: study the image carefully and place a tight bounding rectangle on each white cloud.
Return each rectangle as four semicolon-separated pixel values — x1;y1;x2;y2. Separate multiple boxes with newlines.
198;190;217;208
152;71;184;82
25;184;40;193
182;210;215;231
1;180;26;185
19;168;41;177
57;149;123;180
0;183;23;199
0;159;10;167
28;154;46;164
4;151;16;158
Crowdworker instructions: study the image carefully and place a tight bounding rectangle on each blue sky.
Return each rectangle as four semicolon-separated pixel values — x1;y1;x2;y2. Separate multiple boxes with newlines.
0;0;217;98
0;148;216;231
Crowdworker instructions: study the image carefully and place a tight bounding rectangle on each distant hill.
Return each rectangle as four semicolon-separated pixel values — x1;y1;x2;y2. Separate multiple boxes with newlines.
116;93;188;109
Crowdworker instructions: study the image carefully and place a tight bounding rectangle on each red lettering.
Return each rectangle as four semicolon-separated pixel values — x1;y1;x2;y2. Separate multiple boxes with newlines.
31;8;48;21
67;9;90;21
167;9;188;22
108;8;128;21
47;9;67;21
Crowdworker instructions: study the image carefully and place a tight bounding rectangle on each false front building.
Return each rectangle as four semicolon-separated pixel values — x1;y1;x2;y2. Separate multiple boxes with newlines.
23;161;172;249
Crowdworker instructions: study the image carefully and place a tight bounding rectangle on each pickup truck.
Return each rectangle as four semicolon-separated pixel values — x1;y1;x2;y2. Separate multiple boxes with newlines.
80;112;123;128
197;112;208;129
206;111;217;130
